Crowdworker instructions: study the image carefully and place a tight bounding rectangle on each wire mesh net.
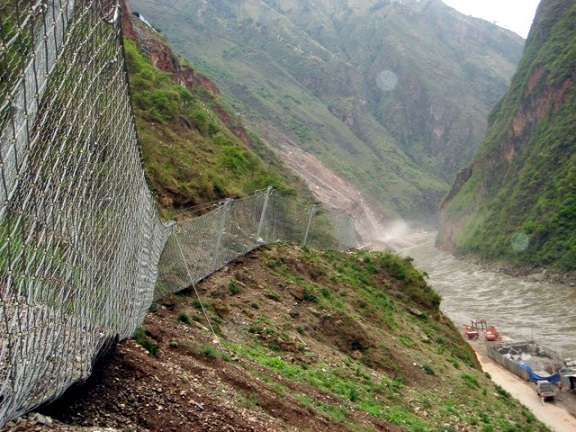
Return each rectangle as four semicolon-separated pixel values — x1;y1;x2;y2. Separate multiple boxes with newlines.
0;0;171;423
156;189;357;297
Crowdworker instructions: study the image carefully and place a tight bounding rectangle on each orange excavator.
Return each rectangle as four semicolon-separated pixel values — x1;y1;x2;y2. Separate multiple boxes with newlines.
464;318;500;341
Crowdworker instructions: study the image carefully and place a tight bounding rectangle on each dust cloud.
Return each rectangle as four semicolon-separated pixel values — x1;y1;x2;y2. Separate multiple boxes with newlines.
364;219;433;251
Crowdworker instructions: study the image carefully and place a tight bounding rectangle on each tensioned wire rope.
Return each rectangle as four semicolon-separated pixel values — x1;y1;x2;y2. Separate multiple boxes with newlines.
173;231;219;344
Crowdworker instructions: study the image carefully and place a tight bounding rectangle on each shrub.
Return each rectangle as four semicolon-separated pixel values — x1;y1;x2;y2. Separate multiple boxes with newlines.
229;280;241;295
200;344;219;359
422;364;435;376
264;291;281;301
220;144;250;175
348;387;358;402
495;384;511;399
178;312;191;325
133;327;160;356
303;286;318;302
460;373;480;388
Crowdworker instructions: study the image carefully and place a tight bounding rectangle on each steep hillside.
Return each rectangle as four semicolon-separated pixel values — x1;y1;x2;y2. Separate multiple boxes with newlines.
437;0;576;272
34;244;548;431
120;9;310;218
129;0;523;230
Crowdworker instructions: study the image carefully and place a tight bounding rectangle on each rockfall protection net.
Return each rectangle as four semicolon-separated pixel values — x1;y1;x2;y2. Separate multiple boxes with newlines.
0;0;172;423
156;188;357;299
0;1;357;426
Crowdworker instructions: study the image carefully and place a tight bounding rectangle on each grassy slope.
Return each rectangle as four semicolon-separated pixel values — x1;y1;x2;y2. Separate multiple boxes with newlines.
124;36;308;219
438;0;576;271
135;244;548;431
41;245;549;430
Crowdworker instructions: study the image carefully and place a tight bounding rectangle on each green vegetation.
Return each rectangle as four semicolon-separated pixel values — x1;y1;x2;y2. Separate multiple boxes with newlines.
123;38;299;218
228;280;241;295
133;327;160;356
438;0;576;271
150;243;548;431
422;364;436;376
177;312;192;325
199;343;230;361
130;0;523;223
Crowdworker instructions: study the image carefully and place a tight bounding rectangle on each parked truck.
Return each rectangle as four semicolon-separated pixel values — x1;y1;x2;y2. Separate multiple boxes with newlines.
536;380;556;401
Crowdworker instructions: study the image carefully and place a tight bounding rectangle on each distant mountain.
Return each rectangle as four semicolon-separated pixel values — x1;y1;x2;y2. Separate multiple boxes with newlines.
129;0;523;238
437;0;576;272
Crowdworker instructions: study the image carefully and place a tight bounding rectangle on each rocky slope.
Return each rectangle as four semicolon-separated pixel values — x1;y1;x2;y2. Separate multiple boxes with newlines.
4;244;550;431
437;0;576;272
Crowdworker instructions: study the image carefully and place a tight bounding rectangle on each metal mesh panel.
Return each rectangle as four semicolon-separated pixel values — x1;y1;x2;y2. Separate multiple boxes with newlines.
155;192;271;299
321;208;357;251
266;192;310;244
156;189;358;297
155;208;224;299
0;0;171;423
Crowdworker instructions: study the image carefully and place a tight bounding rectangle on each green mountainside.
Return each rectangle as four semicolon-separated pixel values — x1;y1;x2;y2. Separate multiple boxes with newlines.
129;0;524;226
121;15;311;218
437;0;576;271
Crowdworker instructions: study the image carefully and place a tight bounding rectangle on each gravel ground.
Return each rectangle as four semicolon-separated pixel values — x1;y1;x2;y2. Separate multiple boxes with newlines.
474;348;576;432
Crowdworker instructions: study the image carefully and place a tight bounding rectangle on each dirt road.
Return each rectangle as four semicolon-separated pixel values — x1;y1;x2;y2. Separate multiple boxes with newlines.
476;352;576;432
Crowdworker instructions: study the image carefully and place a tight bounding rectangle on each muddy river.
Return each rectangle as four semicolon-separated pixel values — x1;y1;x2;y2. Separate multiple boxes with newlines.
401;238;576;358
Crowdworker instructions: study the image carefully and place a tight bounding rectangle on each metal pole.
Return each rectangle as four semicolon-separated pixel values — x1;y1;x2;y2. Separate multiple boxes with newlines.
255;186;273;243
213;199;232;270
302;204;317;247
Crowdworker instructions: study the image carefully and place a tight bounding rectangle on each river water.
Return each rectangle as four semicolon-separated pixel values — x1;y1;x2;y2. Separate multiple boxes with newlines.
401;238;576;358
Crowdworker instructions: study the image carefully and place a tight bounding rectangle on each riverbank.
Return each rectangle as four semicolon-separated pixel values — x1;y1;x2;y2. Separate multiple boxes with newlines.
398;236;576;431
470;342;576;432
474;260;576;289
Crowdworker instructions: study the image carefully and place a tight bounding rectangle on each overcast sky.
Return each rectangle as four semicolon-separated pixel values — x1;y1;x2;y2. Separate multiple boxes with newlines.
441;0;542;38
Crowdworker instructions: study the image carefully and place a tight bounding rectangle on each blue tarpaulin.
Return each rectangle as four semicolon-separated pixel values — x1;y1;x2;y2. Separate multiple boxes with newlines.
517;361;561;383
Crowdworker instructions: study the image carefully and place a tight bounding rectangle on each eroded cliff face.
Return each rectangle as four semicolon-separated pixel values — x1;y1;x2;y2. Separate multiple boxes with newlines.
123;2;217;93
121;1;263;149
439;61;576;240
498;64;575;170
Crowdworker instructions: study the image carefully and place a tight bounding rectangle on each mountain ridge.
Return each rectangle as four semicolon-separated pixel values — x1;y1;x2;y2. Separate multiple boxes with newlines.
120;5;316;217
129;0;524;239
